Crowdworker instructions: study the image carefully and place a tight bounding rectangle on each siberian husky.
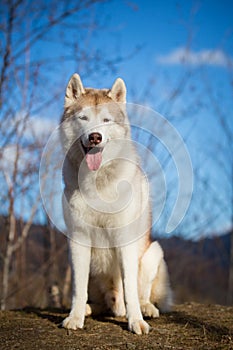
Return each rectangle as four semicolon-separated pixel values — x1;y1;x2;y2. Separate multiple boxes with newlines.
61;74;172;334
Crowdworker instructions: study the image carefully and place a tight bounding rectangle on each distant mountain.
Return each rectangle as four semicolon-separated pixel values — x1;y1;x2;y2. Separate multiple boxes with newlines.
0;215;231;308
158;233;231;305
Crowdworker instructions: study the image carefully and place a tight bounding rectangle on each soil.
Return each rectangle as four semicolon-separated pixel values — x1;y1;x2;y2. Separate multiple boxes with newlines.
0;303;232;349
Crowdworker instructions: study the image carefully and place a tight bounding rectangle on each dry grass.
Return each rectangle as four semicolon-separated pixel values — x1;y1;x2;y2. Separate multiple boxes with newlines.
0;303;232;349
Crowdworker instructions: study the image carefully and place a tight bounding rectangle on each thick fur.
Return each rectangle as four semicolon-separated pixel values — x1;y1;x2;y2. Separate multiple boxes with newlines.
61;74;172;335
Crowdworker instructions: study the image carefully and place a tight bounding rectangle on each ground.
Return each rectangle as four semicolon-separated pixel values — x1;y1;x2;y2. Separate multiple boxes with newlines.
0;303;232;349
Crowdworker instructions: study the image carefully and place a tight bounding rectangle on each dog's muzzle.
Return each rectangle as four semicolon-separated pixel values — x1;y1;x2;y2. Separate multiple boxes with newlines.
81;132;104;171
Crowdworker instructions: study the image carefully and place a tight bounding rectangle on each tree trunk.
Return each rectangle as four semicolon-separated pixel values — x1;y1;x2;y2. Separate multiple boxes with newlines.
62;264;71;308
228;229;233;304
1;209;16;310
1;245;13;310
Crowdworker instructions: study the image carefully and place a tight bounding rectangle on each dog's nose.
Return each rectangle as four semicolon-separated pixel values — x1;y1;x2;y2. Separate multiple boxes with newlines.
89;132;102;145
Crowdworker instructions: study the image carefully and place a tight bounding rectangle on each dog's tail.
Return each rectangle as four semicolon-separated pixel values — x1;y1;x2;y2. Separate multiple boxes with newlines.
150;258;173;313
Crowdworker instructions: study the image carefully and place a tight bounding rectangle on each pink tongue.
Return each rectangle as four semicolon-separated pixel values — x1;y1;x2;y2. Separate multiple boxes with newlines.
86;151;102;171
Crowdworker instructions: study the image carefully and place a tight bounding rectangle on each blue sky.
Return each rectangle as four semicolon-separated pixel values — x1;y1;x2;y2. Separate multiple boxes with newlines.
83;0;233;237
1;0;233;239
82;0;233;87
26;0;233;108
33;0;233;237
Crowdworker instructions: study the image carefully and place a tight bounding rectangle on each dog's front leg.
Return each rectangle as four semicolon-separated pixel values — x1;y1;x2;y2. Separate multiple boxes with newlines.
62;240;91;330
119;244;150;335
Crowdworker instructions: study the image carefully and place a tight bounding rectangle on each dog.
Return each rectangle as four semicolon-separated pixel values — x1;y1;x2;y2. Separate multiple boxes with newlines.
60;74;172;335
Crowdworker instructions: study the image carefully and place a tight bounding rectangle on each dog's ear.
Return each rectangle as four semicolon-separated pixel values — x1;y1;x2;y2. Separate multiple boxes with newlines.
108;78;126;103
65;74;85;107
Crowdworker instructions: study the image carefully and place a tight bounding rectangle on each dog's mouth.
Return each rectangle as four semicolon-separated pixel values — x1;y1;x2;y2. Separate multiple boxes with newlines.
81;141;103;171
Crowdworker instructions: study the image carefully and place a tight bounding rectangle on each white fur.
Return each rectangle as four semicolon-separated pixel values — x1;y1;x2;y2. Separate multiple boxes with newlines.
61;74;172;335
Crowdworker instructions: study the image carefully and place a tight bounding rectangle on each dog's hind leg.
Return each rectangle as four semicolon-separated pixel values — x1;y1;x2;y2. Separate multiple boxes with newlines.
138;241;172;317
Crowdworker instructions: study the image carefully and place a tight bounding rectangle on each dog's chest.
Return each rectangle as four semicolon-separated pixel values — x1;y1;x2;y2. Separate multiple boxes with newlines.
90;248;118;275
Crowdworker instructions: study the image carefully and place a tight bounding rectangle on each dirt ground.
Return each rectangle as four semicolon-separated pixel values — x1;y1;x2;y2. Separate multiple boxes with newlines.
0;303;232;350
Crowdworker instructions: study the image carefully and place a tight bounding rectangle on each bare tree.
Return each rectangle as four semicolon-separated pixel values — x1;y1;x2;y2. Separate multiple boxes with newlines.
0;112;43;309
0;0;123;310
201;69;233;304
132;48;233;304
161;63;233;303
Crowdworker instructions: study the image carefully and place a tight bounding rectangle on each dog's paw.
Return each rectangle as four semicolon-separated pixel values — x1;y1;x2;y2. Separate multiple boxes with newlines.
141;303;159;318
85;303;92;316
129;319;151;335
62;315;84;330
113;304;126;317
112;300;126;317
105;290;126;317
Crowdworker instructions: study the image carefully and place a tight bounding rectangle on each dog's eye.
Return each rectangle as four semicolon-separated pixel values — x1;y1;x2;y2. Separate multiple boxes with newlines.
79;115;88;121
103;118;111;123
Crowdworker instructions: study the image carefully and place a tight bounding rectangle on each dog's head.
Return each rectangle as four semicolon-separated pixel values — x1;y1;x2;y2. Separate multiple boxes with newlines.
61;74;130;171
